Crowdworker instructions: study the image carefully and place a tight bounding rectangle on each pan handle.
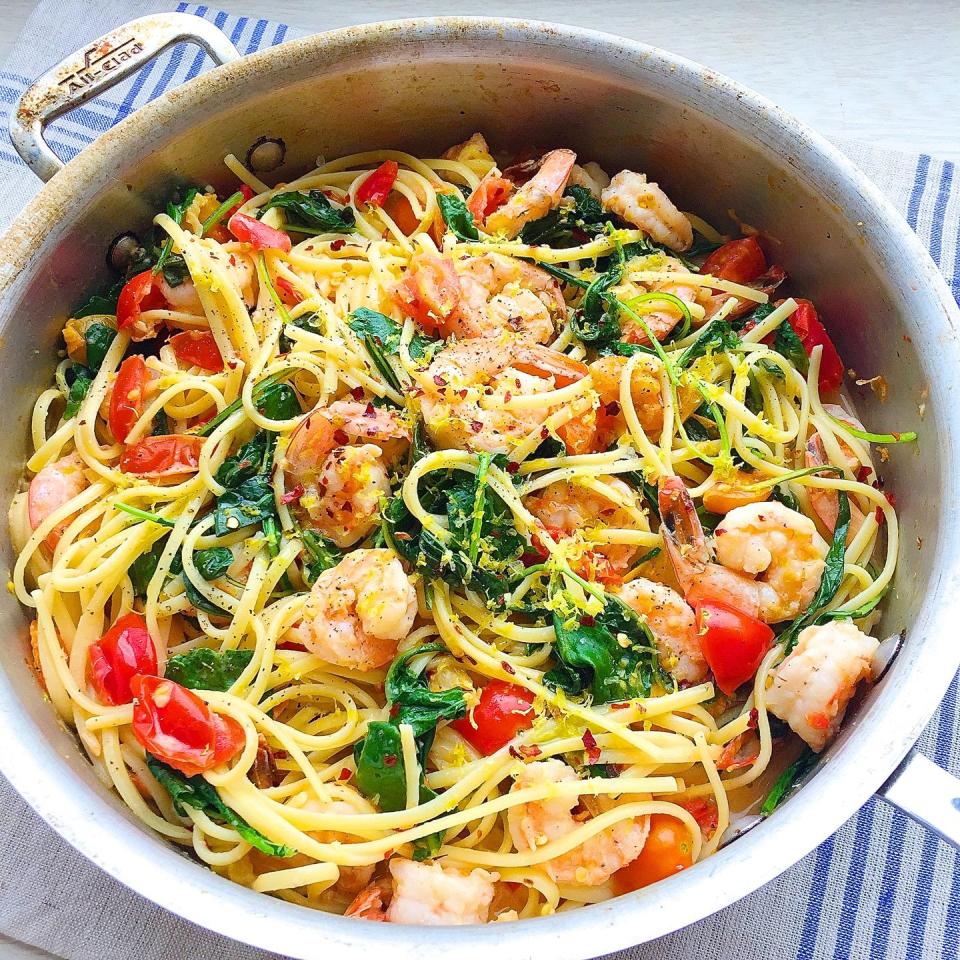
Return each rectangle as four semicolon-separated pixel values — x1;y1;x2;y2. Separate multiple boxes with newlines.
8;13;240;183
877;749;960;849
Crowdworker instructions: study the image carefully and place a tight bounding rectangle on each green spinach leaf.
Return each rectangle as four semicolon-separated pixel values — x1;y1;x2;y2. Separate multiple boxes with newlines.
165;647;254;692
437;193;479;241
262;189;356;233
64;371;92;420
546;593;671;703
773;319;809;376
84;322;117;371
147;755;292;856
676;319;740;369
213;475;277;536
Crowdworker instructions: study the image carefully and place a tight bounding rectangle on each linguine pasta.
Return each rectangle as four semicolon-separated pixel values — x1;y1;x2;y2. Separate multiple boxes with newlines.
9;135;909;924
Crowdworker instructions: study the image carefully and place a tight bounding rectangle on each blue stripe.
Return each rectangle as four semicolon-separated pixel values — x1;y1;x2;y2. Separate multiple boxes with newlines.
928;161;954;266
831;801;876;959
246;19;268;54
229;16;249;44
869;811;912;958
796;836;836;960
906;154;931;231
272;23;288;46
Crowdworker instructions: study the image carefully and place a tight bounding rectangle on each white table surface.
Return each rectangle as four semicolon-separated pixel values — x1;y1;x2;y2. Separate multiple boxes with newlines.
0;1;958;958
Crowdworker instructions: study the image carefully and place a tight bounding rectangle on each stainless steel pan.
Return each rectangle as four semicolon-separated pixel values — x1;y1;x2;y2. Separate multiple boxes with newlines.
1;14;959;958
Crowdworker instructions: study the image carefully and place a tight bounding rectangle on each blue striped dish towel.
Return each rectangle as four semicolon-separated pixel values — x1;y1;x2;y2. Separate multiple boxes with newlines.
0;3;957;959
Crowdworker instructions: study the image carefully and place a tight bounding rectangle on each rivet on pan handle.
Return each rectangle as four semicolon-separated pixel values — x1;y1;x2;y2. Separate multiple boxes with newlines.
8;13;241;183
878;749;960;850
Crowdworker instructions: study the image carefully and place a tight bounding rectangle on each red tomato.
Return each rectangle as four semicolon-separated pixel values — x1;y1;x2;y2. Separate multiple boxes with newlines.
274;276;304;307
227;212;291;251
382;191;421;235
87;612;158;706
467;176;513;221
225;184;255;220
613;815;694;893
169;330;224;372
678;797;719;839
392;254;462;336
692;598;774;696
451;681;536;755
789;299;845;392
116;270;166;339
356;160;399;207
130;675;243;777
700;237;767;284
109;355;148;443
119;435;204;477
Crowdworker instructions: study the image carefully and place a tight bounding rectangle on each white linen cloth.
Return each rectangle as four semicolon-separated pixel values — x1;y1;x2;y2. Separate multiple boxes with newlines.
0;3;957;958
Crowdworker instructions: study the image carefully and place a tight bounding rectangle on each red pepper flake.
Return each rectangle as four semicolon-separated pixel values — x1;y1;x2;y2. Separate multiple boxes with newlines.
611;701;631;710
855;464;873;484
395;531;413;541
363;403;377;418
504;391;513;403
508;745;521;759
281;483;305;504
333;428;350;445
540;426;549;440
875;489;897;525
518;744;541;759
384;755;398;767
433;375;447;387
338;767;352;781
501;660;516;676
605;401;621;417
351;386;365;401
580;615;596;627
330;238;346;251
506;461;520;475
458;388;469;399
747;708;759;730
582;729;600;764
471;420;483;433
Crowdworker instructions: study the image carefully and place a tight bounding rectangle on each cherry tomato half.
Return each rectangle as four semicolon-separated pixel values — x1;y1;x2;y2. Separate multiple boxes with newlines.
119;435;204;477
227;212;291;252
109;355;148;443
169;330;224;372
131;675;244;777
613;815;694;893
467;176;513;221
700;237;767;284
451;681;536;755
116;270;166;340
382;191;421;236
392;254;461;336
87;612;158;706
789;299;845;392
355;160;399;207
692;598;774;696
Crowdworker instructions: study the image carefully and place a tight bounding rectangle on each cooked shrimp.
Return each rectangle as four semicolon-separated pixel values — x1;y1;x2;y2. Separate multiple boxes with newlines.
419;334;590;454
589;353;699;438
251;785;378;900
454;253;566;342
285;549;417;670
616;577;706;684
484;149;576;239
508;758;649;885
525;477;644;580
601;171;692;252
283;401;410;547
28;453;89;549
766;621;879;752
442;132;497;177
658;476;828;623
701;469;772;515
158;248;258;315
568;161;611;198
805;404;867;542
386;859;498;925
617;256;702;345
